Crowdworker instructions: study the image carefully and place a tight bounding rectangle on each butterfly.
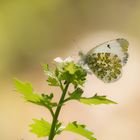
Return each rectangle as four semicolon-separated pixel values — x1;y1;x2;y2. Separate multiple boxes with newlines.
79;38;129;83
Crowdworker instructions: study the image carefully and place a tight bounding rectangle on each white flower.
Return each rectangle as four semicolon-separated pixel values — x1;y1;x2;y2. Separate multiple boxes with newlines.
54;57;74;63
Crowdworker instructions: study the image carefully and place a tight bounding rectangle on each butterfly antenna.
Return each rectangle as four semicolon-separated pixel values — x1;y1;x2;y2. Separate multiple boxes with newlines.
72;39;87;65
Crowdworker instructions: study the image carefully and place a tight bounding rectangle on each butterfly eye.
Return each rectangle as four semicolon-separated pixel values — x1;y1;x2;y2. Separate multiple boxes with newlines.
86;53;122;82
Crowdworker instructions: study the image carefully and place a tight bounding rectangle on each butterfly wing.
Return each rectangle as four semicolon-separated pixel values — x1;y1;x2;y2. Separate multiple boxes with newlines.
85;38;129;82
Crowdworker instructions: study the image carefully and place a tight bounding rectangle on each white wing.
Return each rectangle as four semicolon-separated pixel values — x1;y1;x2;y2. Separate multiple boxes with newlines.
87;38;129;65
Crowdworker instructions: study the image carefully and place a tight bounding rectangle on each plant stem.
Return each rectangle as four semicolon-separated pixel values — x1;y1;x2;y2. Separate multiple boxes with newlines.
48;82;70;140
48;107;55;118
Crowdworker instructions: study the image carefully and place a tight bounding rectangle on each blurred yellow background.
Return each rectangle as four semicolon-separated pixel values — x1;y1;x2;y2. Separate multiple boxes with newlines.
0;0;140;140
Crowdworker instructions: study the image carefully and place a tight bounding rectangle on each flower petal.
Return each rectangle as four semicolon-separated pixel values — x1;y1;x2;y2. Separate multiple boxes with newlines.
54;57;63;63
64;57;74;62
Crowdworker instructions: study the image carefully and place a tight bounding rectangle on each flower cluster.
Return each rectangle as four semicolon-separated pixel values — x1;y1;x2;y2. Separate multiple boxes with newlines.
54;57;87;86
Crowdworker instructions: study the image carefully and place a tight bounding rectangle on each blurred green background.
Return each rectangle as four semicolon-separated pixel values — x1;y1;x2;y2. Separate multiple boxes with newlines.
1;0;140;140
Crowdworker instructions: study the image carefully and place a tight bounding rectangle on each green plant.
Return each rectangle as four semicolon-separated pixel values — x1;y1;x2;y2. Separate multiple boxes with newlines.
14;38;129;140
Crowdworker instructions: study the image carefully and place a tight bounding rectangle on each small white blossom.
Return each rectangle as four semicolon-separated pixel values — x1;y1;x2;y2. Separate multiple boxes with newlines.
54;57;63;63
64;57;74;62
54;57;74;63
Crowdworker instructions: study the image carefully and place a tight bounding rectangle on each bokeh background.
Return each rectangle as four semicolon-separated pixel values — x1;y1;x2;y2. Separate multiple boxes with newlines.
0;0;140;140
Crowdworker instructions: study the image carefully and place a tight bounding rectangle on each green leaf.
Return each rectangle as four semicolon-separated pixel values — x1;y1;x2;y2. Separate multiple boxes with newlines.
80;94;117;105
42;64;60;86
64;121;96;140
68;90;116;105
30;119;51;137
41;93;57;108
14;79;57;109
47;76;60;86
69;88;83;100
14;79;42;102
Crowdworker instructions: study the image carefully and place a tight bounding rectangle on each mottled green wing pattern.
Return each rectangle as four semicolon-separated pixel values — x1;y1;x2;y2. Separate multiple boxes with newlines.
86;53;122;82
82;38;129;82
